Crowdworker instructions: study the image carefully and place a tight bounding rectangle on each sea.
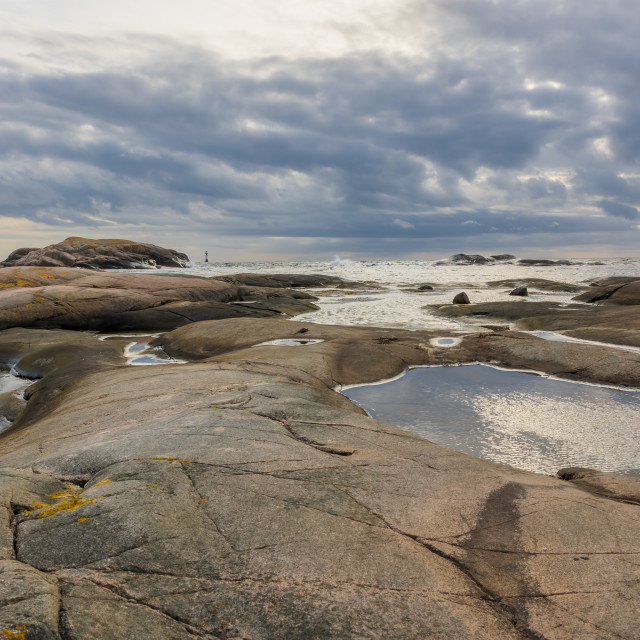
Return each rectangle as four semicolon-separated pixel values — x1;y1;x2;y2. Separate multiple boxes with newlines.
166;256;640;331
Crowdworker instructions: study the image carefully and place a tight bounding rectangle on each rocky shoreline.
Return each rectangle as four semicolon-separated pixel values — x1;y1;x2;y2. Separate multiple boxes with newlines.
1;256;639;638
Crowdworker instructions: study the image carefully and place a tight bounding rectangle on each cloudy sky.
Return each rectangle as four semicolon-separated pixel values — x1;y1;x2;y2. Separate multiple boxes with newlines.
1;0;639;261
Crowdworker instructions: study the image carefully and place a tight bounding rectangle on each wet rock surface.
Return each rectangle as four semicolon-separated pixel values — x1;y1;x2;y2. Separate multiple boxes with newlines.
1;237;190;270
557;467;640;505
573;280;640;304
487;278;586;293
430;298;640;347
0;271;639;638
452;291;471;304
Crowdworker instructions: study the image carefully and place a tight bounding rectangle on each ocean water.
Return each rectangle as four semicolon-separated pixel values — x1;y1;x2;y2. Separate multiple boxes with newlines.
164;256;640;330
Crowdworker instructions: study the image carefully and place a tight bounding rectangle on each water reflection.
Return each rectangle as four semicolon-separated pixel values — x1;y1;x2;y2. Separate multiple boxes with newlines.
342;365;640;475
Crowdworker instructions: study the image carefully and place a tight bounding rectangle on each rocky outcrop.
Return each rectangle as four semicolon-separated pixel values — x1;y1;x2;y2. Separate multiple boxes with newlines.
1;237;189;270
490;254;516;261
0;319;638;638
217;273;371;290
557;467;640;505
517;258;572;266
488;278;585;293
0;267;321;332
452;292;471;304
430;299;640;348
509;286;528;297
435;253;495;265
573;280;640;304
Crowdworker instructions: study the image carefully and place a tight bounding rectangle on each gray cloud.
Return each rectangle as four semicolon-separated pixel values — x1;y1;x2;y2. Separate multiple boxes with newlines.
1;0;640;257
596;200;639;220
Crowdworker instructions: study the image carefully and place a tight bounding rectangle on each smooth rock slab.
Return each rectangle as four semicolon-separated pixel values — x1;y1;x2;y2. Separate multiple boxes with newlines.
0;355;637;638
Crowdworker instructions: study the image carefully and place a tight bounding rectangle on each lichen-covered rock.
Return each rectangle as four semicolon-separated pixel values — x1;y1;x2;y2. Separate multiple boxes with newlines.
0;340;637;638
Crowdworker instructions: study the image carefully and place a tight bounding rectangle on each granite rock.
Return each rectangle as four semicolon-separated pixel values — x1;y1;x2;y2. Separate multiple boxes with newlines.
2;237;189;270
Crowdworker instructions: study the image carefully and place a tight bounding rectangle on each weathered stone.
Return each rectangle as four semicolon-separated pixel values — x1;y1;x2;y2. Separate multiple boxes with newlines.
557;467;640;505
573;280;640;305
0;343;637;638
517;258;567;266
429;299;640;347
488;278;585;293
217;273;371;290
452;292;471;304
489;254;516;261
0;560;61;639
441;253;494;265
0;268;320;332
0;265;639;637
2;237;189;270
509;286;528;297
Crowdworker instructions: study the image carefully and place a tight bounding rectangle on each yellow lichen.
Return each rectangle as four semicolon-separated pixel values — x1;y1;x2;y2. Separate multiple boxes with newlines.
148;484;158;487
24;486;104;519
26;501;50;511
1;625;27;639
0;279;36;288
94;478;112;486
77;517;89;523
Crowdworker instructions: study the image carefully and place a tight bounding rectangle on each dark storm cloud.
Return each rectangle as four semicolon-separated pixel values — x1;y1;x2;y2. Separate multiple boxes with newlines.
1;0;639;253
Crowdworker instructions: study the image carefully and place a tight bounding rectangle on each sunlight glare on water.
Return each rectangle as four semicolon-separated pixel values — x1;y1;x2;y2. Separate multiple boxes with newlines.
342;365;640;475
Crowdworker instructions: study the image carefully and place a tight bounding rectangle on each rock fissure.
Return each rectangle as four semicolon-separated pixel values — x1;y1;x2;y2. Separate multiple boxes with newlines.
79;577;217;639
179;463;241;555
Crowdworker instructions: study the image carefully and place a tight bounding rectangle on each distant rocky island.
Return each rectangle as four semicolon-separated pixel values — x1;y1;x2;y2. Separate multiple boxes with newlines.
2;236;190;270
0;238;638;639
434;252;577;266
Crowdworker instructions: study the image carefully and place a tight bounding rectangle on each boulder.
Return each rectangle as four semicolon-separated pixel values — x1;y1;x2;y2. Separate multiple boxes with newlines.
2;237;190;270
452;292;471;304
509;286;528;297
490;254;516;261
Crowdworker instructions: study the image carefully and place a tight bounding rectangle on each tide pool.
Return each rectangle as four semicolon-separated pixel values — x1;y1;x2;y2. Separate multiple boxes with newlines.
342;365;640;475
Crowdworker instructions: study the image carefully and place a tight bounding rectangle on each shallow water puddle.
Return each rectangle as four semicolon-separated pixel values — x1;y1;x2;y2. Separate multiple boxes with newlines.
429;337;462;347
253;338;325;347
0;370;33;395
342;365;640;475
100;334;186;365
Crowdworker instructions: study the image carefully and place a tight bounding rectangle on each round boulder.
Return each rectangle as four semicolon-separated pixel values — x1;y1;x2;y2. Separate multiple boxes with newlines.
452;292;471;304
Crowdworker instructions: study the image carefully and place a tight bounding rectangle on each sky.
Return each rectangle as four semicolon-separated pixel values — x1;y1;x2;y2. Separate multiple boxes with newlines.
1;0;639;262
